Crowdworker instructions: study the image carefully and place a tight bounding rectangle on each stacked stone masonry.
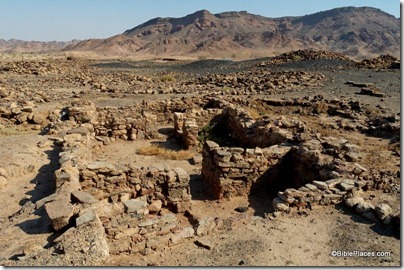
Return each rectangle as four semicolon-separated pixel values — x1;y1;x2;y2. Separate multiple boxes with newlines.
173;108;222;151
41;121;194;258
201;104;370;200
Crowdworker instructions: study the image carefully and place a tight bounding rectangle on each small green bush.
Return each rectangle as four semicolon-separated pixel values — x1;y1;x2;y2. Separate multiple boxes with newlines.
160;75;176;83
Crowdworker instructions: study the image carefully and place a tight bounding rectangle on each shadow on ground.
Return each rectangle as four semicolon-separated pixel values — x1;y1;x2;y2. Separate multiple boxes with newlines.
335;204;399;239
13;142;63;251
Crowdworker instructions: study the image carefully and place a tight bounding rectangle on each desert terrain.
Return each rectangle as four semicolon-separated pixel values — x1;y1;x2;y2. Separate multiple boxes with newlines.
0;47;400;266
0;4;401;267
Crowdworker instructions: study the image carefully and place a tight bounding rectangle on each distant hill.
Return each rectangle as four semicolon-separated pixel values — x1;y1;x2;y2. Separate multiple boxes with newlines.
0;39;80;53
1;7;400;59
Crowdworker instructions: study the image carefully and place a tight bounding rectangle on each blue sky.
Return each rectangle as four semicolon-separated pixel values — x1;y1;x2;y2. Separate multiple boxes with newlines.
0;0;400;41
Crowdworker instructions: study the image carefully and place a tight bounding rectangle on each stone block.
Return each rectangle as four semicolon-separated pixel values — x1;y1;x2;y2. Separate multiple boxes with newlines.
45;199;75;231
124;199;147;214
76;209;97;227
272;197;289;212
170;227;195;246
355;201;374;214
148;200;162;214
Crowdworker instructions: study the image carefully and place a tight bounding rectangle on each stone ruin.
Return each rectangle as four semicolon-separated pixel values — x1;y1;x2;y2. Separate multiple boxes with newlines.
172;98;398;221
199;103;369;204
0;95;399;264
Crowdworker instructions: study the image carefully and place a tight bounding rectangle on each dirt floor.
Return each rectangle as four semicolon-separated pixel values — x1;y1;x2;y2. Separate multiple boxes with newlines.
0;52;400;266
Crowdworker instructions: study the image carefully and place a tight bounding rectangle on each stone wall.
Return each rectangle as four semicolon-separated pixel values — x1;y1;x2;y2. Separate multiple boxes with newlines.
201;133;367;200
40;117;194;258
0;101;50;129
173;108;222;151
79;163;191;213
201;140;292;199
221;105;313;148
93;107;158;142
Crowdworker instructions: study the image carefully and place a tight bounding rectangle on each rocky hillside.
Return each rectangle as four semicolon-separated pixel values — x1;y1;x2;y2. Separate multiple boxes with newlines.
65;6;400;59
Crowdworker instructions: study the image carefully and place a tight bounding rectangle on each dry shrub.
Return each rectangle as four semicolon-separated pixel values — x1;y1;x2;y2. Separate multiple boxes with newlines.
0;125;31;136
136;145;193;160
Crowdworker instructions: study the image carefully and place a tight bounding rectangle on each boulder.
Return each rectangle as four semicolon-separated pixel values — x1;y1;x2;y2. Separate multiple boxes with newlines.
375;203;393;220
355;201;374;214
344;197;365;208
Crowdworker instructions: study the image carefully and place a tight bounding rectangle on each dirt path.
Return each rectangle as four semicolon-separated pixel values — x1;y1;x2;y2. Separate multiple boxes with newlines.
0;133;60;262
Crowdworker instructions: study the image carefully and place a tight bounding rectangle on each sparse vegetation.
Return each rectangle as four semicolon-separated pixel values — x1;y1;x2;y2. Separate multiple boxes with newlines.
160;74;176;82
246;107;262;119
136;144;193;160
0;125;32;136
198;121;218;145
291;55;302;61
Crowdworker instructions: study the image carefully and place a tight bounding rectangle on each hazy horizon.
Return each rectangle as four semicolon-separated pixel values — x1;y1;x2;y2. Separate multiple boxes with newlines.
0;0;399;42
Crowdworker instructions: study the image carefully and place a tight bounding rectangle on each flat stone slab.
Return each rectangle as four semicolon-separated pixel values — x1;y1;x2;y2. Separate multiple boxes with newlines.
312;180;328;190
71;190;99;204
305;183;318;191
76;209;97;227
195;237;214;250
86;161;116;172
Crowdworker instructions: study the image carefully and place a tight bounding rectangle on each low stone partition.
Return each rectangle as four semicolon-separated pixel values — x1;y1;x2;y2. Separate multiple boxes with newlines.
272;178;369;213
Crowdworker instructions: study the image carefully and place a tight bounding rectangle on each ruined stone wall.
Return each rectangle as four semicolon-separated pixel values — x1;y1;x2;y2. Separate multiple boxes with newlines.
94;107;159;142
201;133;368;200
41;117;195;258
79;164;191;213
201;140;292;199
0;101;50;129
222;105;313;148
173;108;222;151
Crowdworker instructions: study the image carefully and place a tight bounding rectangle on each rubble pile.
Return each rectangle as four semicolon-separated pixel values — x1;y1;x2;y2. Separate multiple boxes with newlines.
356;54;400;69
261;49;354;65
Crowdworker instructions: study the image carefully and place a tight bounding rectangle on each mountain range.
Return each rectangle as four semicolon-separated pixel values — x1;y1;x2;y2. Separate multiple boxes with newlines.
1;6;400;59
